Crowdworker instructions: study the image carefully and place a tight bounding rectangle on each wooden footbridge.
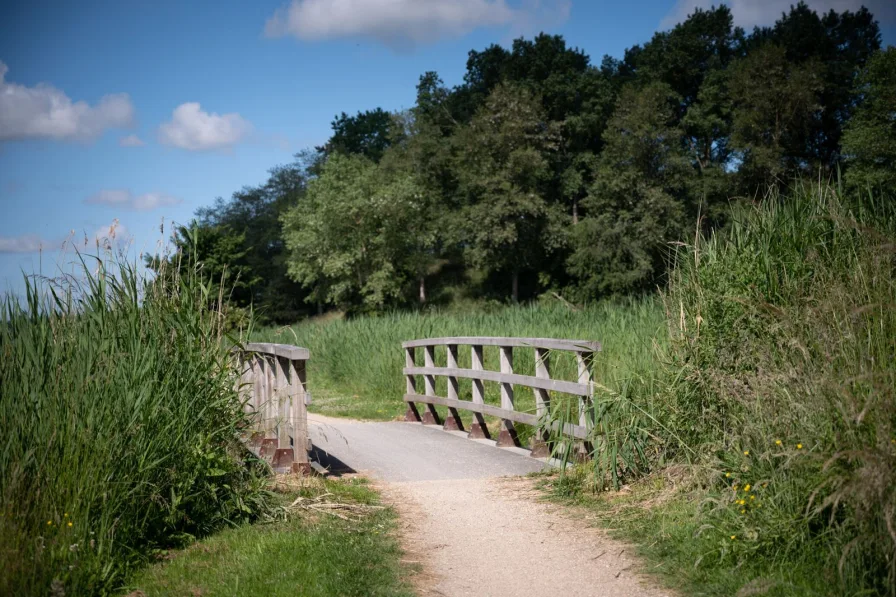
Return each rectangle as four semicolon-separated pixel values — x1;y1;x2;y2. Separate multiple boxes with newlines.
235;337;601;471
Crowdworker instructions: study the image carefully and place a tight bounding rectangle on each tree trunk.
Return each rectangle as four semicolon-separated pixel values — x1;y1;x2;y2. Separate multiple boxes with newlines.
317;301;323;316
418;276;426;304
572;199;579;225
511;270;519;304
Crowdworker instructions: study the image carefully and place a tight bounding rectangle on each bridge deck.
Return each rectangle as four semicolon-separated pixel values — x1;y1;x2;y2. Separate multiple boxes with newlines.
307;413;547;481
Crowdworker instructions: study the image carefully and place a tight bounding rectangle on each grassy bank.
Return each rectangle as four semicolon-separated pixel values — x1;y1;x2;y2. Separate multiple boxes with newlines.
547;182;895;595
126;476;414;597
0;258;270;595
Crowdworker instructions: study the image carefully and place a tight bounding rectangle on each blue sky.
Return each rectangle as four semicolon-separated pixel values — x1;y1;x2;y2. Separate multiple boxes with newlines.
2;0;894;295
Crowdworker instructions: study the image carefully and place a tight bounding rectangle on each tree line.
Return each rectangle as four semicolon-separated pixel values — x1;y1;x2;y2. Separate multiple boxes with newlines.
152;2;896;322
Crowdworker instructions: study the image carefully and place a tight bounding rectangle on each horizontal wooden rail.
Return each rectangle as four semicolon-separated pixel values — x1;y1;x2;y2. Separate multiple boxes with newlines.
402;366;590;397
402;393;590;440
234;343;311;475
403;337;601;352
401;336;599;458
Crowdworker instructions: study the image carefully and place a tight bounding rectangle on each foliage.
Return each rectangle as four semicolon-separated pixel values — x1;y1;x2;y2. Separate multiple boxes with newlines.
568;82;692;297
170;3;889;312
0;254;271;596
453;82;564;301
843;47;896;193
728;44;823;192
281;153;433;312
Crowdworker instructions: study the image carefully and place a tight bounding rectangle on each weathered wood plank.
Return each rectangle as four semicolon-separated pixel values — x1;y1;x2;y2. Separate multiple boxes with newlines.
469;345;489;438
402;366;591;396
244;342;310;361
403;394;589;440
402;337;601;353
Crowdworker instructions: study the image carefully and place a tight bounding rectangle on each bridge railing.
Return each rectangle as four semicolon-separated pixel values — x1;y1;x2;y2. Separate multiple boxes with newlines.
235;343;311;474
402;337;601;457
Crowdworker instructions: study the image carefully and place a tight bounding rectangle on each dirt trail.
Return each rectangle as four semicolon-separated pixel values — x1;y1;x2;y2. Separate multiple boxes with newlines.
308;414;671;597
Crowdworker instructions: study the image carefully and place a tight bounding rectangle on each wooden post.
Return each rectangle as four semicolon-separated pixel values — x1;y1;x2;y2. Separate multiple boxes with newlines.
531;347;552;458
404;347;421;422
290;358;311;475
577;351;594;459
275;356;289;449
497;346;520;447
249;356;263;447
422;346;442;425
468;345;490;439
443;344;464;431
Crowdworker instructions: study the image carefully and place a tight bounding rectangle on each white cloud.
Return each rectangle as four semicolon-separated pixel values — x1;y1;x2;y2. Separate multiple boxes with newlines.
119;134;145;147
85;189;181;211
158;102;252;151
0;234;50;253
661;0;896;30
0;61;135;142
264;0;571;48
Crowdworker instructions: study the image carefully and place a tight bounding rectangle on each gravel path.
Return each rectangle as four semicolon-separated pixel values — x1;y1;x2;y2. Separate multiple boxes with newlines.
308;414;671;597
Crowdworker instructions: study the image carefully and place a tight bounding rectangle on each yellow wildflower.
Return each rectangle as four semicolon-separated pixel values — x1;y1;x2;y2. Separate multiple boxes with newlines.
797;443;803;449
744;484;751;492
741;509;746;514
725;472;731;478
750;495;756;500
64;513;68;518
67;522;73;528
731;535;736;540
775;439;782;446
744;450;750;455
733;484;739;491
47;520;52;526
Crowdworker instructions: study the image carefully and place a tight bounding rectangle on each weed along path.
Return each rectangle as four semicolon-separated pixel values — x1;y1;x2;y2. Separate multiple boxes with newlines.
308;414;671;597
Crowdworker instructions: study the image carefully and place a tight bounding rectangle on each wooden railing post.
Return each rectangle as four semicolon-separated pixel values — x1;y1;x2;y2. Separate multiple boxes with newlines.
289;358;311;474
422;346;442;425
468;345;490;439
576;350;595;458
532;347;551;457
497;345;520;447
404;347;421;422
443;344;464;431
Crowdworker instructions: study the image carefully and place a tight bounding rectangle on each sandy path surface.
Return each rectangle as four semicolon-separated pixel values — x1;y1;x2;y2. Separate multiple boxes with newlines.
308;414;671;597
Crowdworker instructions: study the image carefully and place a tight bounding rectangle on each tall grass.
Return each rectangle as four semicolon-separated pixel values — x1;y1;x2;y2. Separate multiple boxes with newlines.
663;181;896;594
0;255;270;595
254;300;666;443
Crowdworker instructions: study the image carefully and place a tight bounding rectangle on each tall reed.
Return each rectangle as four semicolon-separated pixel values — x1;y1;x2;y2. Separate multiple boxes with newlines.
0;255;270;596
664;181;896;594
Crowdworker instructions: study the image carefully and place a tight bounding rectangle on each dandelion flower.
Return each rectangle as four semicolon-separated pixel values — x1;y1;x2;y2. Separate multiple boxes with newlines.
797;443;803;449
775;440;782;446
67;522;73;528
63;513;68;518
47;520;52;526
750;495;755;500
731;535;736;540
733;484;739;491
744;450;750;455
725;472;731;478
741;509;746;514
744;484;751;492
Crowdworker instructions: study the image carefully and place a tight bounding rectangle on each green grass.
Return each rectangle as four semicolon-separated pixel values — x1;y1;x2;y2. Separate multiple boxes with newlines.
0;256;270;595
125;477;415;597
253;298;665;416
